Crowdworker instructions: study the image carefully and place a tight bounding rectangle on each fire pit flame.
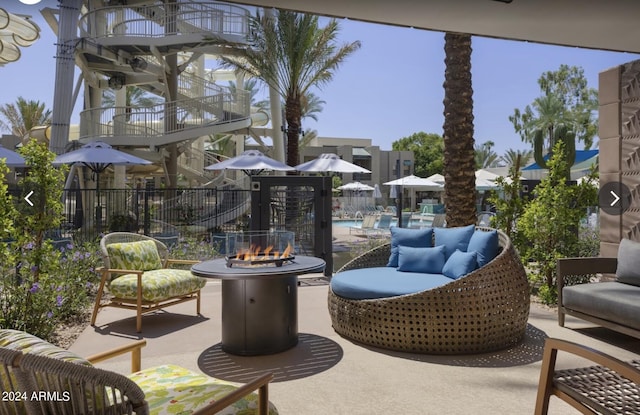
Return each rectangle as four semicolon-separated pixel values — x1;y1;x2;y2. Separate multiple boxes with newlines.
227;242;295;267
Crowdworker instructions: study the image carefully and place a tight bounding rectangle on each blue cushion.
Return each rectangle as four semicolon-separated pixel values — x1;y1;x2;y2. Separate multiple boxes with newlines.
467;229;499;267
330;267;454;300
387;227;433;267
434;225;475;259
442;249;478;279
397;245;445;273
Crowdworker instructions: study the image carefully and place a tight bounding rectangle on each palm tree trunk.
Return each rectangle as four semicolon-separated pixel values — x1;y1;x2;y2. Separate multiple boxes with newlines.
285;96;302;168
443;32;477;227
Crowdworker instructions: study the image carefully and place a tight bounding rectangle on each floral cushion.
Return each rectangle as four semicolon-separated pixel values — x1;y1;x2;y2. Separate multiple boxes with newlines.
128;364;279;415
107;269;207;302
0;329;91;366
106;240;163;271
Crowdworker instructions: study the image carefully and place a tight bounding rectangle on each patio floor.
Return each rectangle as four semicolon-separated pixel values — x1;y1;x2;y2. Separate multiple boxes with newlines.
70;275;640;414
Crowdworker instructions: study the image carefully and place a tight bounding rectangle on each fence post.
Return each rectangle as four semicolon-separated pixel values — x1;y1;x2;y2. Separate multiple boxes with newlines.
143;182;151;235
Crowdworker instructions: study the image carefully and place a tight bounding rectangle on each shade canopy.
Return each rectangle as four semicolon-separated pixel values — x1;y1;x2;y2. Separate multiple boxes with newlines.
205;150;294;176
0;144;26;167
53;141;152;173
295;153;371;173
384;175;443;191
338;181;375;191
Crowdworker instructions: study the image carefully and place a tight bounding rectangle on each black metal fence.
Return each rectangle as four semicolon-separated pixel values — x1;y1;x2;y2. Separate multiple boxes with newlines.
8;185;251;242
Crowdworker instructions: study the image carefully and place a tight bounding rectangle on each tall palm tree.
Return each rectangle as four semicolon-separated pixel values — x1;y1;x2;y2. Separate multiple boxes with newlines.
220;10;361;167
501;148;533;168
442;33;476;227
0;97;51;138
475;140;500;169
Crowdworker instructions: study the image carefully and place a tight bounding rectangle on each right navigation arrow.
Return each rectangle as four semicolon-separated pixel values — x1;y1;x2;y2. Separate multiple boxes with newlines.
610;190;620;207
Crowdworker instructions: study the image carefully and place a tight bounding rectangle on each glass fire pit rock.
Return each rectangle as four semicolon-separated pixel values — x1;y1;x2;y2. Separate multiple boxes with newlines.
221;230;296;268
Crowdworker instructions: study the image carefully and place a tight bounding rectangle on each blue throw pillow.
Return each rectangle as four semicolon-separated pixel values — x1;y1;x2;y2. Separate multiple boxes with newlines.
397;245;445;273
467;229;499;268
387;227;433;267
442;249;477;279
434;224;475;259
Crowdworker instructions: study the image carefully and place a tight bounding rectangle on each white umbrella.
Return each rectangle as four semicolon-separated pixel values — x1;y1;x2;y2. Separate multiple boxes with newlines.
373;183;382;198
205;150;294;176
295;153;371;174
338;182;375;191
384;175;443;191
54;141;152;232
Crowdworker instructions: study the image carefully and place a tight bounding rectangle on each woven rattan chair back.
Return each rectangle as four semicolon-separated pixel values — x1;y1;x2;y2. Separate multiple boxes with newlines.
0;348;149;415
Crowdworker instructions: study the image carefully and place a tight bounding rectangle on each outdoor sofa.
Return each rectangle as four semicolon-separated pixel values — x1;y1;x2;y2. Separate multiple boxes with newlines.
329;225;530;354
558;238;640;340
0;329;277;414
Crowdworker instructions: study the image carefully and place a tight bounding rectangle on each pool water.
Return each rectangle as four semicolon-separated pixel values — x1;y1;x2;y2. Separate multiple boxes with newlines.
333;218;431;229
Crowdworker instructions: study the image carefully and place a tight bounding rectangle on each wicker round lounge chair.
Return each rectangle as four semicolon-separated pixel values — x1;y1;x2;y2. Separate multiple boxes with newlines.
328;227;530;354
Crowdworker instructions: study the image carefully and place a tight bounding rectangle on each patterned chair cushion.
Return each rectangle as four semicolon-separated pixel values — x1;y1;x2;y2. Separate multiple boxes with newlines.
129;364;279;415
107;269;207;302
106;240;163;271
0;329;91;366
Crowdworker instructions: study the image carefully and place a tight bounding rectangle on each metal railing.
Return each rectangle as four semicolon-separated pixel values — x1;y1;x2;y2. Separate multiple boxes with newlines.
8;187;251;242
79;2;250;40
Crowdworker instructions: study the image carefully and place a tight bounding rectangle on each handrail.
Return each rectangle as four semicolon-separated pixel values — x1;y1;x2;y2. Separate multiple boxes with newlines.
79;93;250;141
79;2;249;40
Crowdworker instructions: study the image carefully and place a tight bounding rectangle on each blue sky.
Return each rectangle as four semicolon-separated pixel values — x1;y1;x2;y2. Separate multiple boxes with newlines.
2;1;640;157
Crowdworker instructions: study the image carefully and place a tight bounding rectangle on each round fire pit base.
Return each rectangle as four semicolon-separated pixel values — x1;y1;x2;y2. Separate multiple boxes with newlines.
221;276;298;356
191;256;325;356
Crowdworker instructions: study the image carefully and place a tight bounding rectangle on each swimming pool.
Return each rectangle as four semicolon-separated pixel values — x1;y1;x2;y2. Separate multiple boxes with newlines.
333;218;431;229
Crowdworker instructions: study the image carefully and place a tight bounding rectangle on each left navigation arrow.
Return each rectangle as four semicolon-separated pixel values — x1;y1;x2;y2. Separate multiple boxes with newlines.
24;190;34;206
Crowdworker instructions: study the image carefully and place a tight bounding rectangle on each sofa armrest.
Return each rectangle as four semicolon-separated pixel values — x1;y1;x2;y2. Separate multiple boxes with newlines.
556;257;617;326
190;372;274;415
85;339;147;373
535;338;640;414
557;257;617;290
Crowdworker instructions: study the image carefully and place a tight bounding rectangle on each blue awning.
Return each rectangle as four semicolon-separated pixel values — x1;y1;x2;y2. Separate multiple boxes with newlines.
522;149;598;170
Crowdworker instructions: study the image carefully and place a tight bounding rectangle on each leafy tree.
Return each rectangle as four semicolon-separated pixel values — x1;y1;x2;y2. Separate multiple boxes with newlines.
501;148;533;167
392;132;444;177
509;65;598;151
516;141;598;304
0;97;51;138
475;140;500;169
488;155;525;242
443;33;476;227
220;10;361;167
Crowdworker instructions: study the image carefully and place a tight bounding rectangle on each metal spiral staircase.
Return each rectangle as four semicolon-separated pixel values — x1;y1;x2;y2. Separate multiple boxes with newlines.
69;1;260;227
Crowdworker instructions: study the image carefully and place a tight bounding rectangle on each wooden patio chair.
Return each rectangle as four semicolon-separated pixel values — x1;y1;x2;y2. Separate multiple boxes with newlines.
92;232;207;332
535;337;640;414
0;329;276;414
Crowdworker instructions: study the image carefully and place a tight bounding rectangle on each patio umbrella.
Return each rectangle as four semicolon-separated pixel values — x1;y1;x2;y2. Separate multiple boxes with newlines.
295;153;371;174
0;144;26;167
205;150;294;176
338;182;374;211
53;141;152;232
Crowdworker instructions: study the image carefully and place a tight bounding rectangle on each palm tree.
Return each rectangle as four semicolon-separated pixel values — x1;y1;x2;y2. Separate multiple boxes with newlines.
220;10;361;167
0;97;51;138
442;33;476;227
475;140;500;169
102;87;163;121
501;148;533;167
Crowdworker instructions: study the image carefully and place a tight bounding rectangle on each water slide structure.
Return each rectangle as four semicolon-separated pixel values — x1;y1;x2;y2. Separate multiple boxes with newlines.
40;1;275;230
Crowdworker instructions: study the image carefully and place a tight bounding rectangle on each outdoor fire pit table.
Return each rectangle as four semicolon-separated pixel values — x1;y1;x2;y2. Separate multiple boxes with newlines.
191;255;325;355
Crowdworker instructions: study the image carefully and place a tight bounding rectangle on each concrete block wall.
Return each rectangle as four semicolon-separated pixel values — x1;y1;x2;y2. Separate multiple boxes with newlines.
599;60;640;257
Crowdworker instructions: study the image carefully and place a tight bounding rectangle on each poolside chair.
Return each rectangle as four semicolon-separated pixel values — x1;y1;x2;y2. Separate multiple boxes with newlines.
350;214;377;235
0;329;277;415
367;214;394;237
92;232;207;332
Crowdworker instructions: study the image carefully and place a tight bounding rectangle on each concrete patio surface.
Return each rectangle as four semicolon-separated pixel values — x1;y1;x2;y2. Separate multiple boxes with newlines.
69;225;640;414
